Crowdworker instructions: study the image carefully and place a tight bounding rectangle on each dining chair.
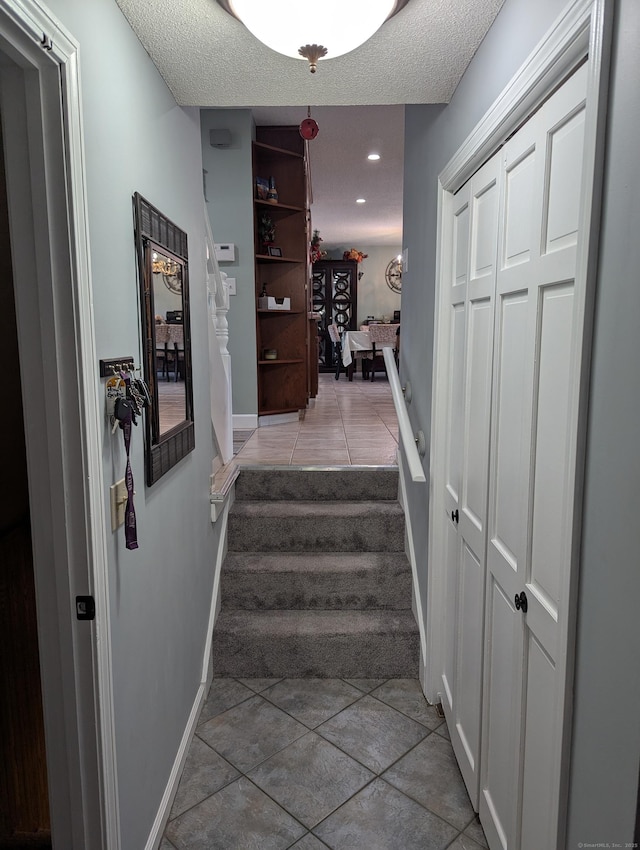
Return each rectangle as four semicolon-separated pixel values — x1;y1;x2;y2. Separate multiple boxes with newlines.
367;323;399;381
327;323;343;380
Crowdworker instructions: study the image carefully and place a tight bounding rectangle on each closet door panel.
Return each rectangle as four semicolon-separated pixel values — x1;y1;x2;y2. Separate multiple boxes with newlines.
442;156;500;809
529;281;575;615
482;576;523;848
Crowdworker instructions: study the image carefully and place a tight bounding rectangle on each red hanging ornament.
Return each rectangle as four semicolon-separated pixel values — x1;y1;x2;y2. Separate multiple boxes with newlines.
299;107;319;140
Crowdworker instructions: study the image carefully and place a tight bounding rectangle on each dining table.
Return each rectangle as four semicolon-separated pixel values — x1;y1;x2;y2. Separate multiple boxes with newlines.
340;324;400;381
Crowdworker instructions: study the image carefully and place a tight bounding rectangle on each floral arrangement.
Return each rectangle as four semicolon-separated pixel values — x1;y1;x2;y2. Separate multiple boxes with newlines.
259;212;276;248
310;229;326;263
343;248;368;263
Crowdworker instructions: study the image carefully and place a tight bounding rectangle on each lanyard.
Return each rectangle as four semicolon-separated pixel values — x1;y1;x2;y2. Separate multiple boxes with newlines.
119;371;138;551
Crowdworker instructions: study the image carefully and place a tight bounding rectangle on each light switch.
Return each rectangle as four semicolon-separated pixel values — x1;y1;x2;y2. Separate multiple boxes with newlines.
226;277;236;295
110;478;127;531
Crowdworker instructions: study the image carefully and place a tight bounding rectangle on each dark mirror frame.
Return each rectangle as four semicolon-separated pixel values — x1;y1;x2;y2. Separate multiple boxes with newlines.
133;192;194;486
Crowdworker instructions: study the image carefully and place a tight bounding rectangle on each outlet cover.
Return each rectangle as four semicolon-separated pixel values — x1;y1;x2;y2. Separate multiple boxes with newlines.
110;478;127;531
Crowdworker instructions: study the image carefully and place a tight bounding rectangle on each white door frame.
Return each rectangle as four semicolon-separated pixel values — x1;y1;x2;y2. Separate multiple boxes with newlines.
0;1;119;847
426;0;611;820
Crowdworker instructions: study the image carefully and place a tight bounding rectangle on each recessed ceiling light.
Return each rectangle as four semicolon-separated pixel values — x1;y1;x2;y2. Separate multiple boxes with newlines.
356;198;366;204
367;153;381;161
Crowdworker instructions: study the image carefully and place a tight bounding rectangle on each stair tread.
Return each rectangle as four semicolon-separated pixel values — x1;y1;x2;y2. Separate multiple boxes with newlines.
222;551;411;573
214;609;419;637
235;467;399;502
230;500;403;518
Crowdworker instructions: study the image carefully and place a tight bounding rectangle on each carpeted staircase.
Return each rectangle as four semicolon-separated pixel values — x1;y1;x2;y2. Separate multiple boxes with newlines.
211;467;420;678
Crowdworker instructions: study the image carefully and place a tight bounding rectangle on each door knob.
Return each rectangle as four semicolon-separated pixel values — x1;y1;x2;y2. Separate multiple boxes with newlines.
451;509;459;524
514;591;528;614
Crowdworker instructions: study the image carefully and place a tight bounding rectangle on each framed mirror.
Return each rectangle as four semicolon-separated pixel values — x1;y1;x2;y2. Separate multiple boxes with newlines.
133;193;194;485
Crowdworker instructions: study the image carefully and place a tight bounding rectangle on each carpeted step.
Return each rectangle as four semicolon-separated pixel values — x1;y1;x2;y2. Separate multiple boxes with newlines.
227;500;405;553
220;552;413;610
234;466;399;502
211;609;420;678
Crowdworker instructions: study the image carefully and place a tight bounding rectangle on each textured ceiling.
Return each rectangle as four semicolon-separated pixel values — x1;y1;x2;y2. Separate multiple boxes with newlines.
115;0;504;245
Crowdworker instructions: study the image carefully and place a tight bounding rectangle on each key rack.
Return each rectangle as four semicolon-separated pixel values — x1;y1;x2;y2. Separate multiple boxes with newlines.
99;357;135;378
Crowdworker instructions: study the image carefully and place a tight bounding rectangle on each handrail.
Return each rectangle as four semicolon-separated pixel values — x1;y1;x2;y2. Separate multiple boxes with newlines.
383;346;426;483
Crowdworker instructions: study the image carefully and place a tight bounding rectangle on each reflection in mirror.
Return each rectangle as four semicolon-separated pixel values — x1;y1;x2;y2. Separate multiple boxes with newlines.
152;249;186;435
134;193;194;486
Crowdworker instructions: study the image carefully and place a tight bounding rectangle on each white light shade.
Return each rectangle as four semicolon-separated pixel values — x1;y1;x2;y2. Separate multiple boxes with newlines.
228;0;397;61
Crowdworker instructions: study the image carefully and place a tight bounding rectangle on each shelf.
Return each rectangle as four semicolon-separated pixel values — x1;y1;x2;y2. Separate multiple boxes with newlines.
257;309;304;315
254;140;304;160
259;407;301;416
256;253;303;264
254;199;304;215
258;358;304;366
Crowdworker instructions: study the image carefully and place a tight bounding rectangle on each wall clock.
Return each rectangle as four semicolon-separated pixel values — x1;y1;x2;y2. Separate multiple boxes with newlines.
385;256;402;293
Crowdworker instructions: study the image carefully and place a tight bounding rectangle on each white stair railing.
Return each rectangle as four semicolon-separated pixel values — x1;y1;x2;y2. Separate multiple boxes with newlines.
204;203;233;465
383;347;426;483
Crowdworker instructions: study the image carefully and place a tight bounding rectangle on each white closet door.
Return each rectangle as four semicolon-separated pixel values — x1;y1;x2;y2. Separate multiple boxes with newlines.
441;154;500;807
480;62;588;850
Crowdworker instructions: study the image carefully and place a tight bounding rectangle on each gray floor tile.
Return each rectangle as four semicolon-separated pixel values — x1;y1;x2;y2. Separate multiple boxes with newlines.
239;677;283;693
434;715;451;740
169;736;240;819
313;778;458;850
166;776;305;850
159;839;177;850
248;732;374;828
382;734;475;830
343;678;387;692
289;834;330;850
464;816;489;848
448;834;486;850
262;678;363;728
370;679;445;730
197;678;254;725
197;695;307;772
316;694;428;773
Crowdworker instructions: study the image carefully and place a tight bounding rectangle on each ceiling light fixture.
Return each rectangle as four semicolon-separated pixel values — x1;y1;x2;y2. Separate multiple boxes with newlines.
218;0;409;73
367;153;381;161
356;198;366;204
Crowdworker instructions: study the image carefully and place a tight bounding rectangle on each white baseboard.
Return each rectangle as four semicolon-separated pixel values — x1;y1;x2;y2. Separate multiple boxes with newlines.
233;413;258;429
144;500;230;850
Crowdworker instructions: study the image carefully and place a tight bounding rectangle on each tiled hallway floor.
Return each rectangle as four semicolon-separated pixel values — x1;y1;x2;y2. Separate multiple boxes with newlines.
161;678;487;850
234;372;399;466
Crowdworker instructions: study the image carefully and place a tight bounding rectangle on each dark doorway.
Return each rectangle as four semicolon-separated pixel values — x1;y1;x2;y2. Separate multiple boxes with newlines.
0;122;51;849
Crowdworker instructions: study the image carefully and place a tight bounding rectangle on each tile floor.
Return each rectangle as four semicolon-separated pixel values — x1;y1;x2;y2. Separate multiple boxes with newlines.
166;373;487;847
234;373;399;467
161;678;487;850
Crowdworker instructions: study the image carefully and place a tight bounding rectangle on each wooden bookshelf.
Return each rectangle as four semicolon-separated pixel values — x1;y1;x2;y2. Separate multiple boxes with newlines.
253;126;315;416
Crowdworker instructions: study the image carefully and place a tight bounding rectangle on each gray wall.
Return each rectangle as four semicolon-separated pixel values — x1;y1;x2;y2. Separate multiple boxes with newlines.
201;109;258;417
403;0;640;841
43;1;224;847
566;0;640;842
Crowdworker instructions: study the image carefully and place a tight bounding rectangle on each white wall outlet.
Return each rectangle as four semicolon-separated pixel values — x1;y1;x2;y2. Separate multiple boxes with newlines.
110;478;127;531
226;277;236;295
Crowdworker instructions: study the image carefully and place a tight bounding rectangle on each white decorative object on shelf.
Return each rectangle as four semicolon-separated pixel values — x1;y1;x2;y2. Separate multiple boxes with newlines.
259;296;290;310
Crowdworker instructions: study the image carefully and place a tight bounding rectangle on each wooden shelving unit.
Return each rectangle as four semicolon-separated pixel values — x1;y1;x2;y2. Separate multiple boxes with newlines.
253;126;314;416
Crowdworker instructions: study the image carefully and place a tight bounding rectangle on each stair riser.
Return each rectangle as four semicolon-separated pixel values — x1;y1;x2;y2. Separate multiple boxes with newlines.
235;468;399;502
227;514;405;553
221;569;412;611
212;632;420;678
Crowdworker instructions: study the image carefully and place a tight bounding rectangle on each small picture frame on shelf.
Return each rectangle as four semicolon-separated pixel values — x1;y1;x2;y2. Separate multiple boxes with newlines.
255;177;269;200
267;246;282;257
